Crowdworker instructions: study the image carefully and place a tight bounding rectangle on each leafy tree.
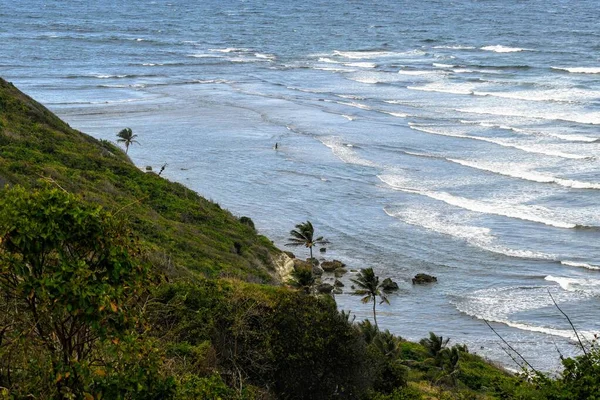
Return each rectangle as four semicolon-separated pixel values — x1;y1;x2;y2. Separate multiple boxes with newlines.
285;221;329;260
116;127;139;154
350;268;396;329
0;186;170;398
288;267;315;294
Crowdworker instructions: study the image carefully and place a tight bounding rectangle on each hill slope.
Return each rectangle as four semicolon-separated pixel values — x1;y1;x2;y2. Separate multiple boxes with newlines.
0;78;279;282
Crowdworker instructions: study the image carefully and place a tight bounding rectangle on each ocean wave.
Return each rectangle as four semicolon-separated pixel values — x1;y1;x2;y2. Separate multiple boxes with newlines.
343;62;377;68
320;137;377;167
333;49;422;59
481;45;530;53
313;66;355;72
432;45;476;50
398;69;442;75
378;174;578;229
432;62;456;68
254;52;276;60
318;57;342;64
453;286;596;341
208;47;250;53
336;101;372;110
545;275;600;295
458;120;599;143
409;124;590;160
446;158;600;189
561;261;600;271
457;107;600;126
380;111;410;118
384;206;554;260
551;67;600;74
187;53;223;58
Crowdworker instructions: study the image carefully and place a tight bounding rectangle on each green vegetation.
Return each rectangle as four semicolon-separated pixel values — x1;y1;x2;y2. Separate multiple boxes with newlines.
0;77;598;399
116;127;139;154
286;220;329;260
351;268;396;329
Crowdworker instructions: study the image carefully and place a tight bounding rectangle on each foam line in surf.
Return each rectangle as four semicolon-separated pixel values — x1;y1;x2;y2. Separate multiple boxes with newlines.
561;261;600;271
409;124;591;160
377;174;578;229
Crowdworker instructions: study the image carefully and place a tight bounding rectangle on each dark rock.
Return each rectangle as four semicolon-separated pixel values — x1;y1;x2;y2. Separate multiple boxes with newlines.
284;251;296;259
412;273;437;285
293;259;311;270
321;260;346;272
334;279;344;287
307;257;319;266
312;265;324;277
333;288;343;295
316;283;334;294
350;269;358;272
334;268;347;278
319;247;327;253
381;278;399;291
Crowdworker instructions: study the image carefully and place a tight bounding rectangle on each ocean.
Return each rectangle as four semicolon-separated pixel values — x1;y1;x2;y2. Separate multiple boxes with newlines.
1;0;599;371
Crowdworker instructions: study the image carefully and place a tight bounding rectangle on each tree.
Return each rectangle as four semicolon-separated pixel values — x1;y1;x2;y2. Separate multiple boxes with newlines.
285;221;329;261
0;186;162;398
288;268;315;294
116;127;139;154
350;268;396;329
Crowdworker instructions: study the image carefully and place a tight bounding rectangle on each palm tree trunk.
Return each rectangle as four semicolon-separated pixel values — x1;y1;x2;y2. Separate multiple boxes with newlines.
372;300;378;329
309;246;313;261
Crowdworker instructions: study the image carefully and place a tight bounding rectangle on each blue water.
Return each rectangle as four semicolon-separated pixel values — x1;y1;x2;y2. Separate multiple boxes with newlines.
2;0;600;371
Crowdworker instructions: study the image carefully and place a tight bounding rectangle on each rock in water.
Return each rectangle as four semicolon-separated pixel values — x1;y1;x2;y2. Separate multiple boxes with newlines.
321;260;345;272
412;273;437;285
381;277;399;291
316;283;334;294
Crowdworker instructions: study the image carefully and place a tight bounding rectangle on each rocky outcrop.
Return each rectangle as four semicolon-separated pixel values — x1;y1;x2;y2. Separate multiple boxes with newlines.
412;273;437;285
321;260;345;272
316;283;334;294
334;268;347;278
381;278;399;291
273;252;296;282
312;264;324;277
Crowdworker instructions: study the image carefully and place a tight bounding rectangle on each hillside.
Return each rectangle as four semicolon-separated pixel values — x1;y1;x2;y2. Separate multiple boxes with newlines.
0;78;279;282
0;78;597;399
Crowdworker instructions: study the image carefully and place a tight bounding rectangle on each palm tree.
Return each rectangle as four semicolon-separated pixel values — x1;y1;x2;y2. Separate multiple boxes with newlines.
116;128;139;154
288;268;315;294
286;221;329;261
350;268;396;329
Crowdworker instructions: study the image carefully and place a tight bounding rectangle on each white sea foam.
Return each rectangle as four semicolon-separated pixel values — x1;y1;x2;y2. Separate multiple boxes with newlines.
384;206;554;260
408;124;590;160
545;275;600;295
380;111;410;118
453;286;596;341
254;52;276;60
333;50;398;59
350;77;382;84
93;74;128;79
561;261;600;271
341;115;355;121
481;45;528;53
457;107;600;126
187;53;222;58
313;67;355;72
433;45;476;50
377;174;577;229
344;62;377;68
336;101;372;110
458;120;599;143
209;47;249;53
398;69;441;75
336;94;365;100
318;57;342;64
447;158;600;189
432;63;456;68
551;67;600;74
321;137;376;167
408;83;474;95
